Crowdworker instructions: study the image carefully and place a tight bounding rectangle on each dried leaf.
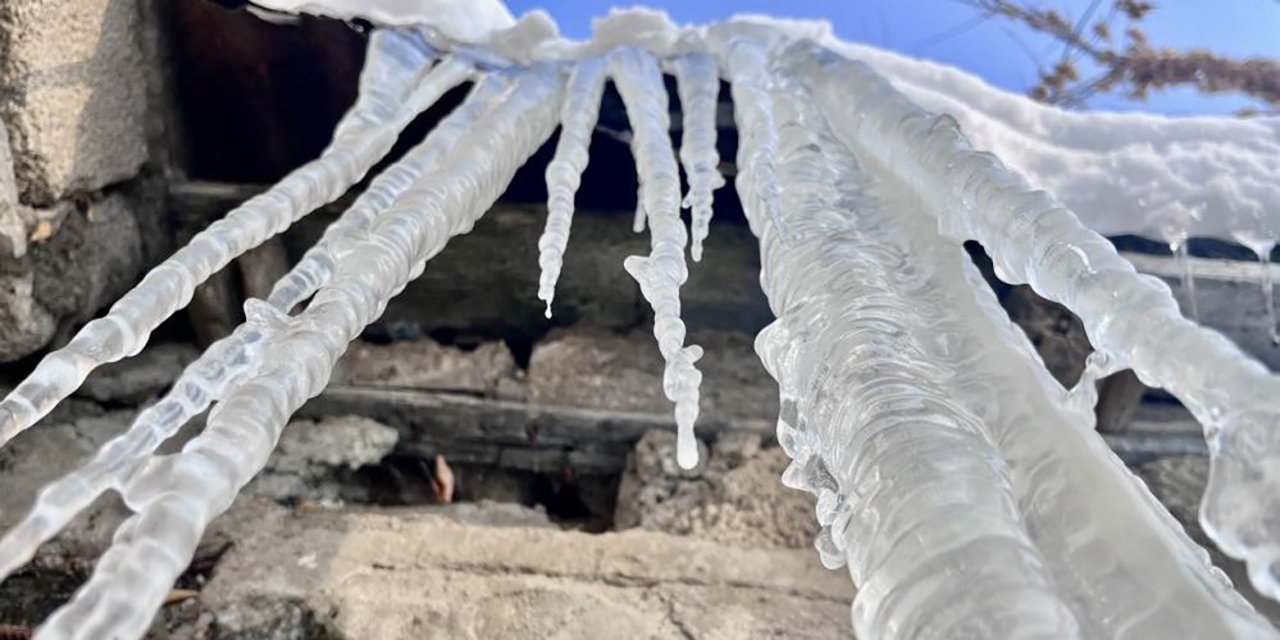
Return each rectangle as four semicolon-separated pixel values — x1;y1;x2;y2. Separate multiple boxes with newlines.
430;454;455;504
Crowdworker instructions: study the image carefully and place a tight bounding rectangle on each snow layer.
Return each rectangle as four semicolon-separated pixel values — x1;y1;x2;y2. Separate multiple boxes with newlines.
250;0;516;42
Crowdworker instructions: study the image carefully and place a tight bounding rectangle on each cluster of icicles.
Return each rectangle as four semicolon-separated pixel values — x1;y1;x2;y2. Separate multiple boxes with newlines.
2;10;1280;639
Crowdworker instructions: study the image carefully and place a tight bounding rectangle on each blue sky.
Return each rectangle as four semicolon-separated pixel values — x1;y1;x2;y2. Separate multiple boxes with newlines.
503;0;1280;115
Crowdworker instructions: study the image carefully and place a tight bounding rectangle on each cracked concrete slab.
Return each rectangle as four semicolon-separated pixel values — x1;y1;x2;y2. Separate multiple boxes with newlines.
195;501;854;639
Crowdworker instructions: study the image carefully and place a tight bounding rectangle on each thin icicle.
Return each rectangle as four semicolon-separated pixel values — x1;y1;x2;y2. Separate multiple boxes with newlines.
1262;245;1279;344
0;73;510;584
538;58;608;317
716;35;787;242
34;63;566;640
0;33;466;449
632;182;647;233
608;47;704;469
271;71;510;309
1064;350;1119;428
670;52;724;262
1167;235;1202;321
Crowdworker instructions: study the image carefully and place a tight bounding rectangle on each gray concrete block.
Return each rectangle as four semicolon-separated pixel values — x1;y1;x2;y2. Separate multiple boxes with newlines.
0;0;149;204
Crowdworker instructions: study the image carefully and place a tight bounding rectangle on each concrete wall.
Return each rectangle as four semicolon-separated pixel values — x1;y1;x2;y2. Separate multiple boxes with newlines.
0;0;161;362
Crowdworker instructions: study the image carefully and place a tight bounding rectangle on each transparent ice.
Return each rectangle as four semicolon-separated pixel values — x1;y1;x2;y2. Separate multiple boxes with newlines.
1;6;1280;639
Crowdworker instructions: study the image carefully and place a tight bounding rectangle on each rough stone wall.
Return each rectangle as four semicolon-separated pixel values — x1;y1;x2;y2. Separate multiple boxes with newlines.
0;0;149;205
0;0;159;362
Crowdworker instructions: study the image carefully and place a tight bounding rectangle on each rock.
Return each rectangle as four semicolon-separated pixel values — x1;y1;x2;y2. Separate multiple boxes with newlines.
77;342;199;404
1002;285;1092;387
615;430;820;550
193;501;853;639
0;192;144;361
527;327;778;423
0;0;149;204
246;415;399;505
335;339;517;397
0;121;27;258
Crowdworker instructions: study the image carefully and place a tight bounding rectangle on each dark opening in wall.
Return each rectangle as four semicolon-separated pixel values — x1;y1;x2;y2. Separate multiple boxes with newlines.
167;0;366;182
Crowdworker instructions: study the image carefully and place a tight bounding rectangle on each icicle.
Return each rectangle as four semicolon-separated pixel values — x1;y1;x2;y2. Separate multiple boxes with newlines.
0;33;465;450
1167;235;1201;321
271;71;509;310
670;52;724;262
538;58;608;318
34;62;566;640
1064;350;1118;428
741;55;1083;637
632;182;647;233
738;36;1274;638
775;36;1280;608
608;47;704;469
714;35;788;243
1235;236;1279;344
1263;245;1278;344
0;73;511;586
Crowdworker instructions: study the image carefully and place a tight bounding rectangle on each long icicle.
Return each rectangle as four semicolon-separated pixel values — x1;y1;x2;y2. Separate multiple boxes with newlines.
537;57;608;317
608;47;705;470
783;36;1280;605
269;71;510;309
0;34;469;449
33;62;566;640
715;27;1274;638
716;34;788;242
670;51;724;262
755;92;1086;640
0;72;508;583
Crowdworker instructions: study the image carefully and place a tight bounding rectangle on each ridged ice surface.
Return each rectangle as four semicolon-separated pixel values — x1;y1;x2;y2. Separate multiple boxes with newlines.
33;63;564;640
0;71;509;587
0;29;453;449
712;27;1274;637
777;37;1280;606
608;47;704;470
669;50;724;262
537;57;607;316
4;6;1280;639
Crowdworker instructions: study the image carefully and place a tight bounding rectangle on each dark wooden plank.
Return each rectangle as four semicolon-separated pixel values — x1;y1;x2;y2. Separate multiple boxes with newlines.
299;385;774;474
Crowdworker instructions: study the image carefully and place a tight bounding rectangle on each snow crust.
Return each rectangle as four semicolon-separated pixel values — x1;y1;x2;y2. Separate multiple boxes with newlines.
251;0;516;42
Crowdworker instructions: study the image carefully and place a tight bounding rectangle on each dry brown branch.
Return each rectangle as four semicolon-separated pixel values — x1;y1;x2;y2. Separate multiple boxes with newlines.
962;0;1280;108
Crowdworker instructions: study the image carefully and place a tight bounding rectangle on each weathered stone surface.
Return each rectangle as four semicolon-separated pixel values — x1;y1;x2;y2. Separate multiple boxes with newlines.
615;430;819;550
301;329;777;475
0;192;144;361
1003;284;1092;387
77;341;199;404
193;501;853;639
334;339;518;397
0;0;149;204
0;120;27;257
528;327;778;423
247;415;399;506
